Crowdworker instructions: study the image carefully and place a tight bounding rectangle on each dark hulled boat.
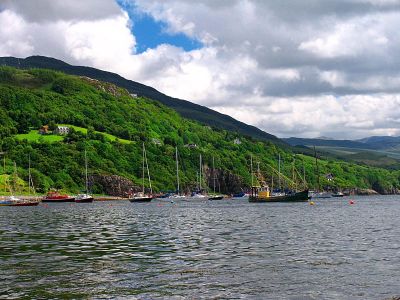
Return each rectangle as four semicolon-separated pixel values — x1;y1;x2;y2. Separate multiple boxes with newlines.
75;194;94;203
249;187;309;203
208;195;224;200
128;195;153;203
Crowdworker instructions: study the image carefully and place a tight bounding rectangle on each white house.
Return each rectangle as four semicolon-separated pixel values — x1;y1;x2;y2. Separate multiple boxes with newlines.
54;126;70;135
233;138;241;145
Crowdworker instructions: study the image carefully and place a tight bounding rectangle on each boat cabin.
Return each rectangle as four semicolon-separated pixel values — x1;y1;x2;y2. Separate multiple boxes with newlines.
251;186;270;199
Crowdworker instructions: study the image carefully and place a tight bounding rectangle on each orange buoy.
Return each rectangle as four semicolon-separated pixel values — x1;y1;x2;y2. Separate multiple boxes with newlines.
309;201;315;205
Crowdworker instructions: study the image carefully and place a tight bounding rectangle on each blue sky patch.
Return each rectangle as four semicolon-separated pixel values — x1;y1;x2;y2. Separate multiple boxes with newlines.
117;1;203;53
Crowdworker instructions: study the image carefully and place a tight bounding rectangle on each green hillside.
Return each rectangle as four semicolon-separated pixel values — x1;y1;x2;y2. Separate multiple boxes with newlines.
1;66;400;195
0;55;286;146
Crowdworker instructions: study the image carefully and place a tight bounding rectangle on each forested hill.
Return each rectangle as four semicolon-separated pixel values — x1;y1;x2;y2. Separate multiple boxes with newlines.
0;55;284;146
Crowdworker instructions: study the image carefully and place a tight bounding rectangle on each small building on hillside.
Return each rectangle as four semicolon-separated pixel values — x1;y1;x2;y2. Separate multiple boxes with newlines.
325;173;334;181
233;138;241;145
54;126;70;135
38;125;49;135
152;138;162;145
184;143;198;149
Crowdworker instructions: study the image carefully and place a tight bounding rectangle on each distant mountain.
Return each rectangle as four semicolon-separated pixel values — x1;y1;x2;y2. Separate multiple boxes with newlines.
284;135;400;151
0;55;285;146
356;136;400;150
283;137;374;149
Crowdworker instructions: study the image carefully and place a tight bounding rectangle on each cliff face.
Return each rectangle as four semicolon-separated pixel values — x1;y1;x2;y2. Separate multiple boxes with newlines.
90;175;142;197
204;168;246;194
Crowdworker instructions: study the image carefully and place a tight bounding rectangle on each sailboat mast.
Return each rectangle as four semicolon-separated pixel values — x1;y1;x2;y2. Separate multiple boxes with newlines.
12;161;17;195
3;154;5;194
250;155;253;187
303;158;306;190
144;143;152;194
213;156;216;194
28;154;31;195
199;154;202;192
278;153;281;191
176;146;180;195
85;150;88;194
292;155;295;189
142;143;145;194
314;146;320;192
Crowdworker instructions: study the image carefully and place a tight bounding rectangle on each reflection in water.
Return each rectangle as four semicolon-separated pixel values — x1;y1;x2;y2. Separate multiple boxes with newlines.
1;197;400;299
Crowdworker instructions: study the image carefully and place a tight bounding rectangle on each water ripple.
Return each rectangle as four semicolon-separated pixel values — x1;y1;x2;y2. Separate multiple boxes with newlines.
0;197;399;299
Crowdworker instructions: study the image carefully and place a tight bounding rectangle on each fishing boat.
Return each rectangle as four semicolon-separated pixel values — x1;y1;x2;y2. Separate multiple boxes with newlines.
249;186;309;202
129;143;153;203
248;154;309;203
43;190;75;202
75;150;94;203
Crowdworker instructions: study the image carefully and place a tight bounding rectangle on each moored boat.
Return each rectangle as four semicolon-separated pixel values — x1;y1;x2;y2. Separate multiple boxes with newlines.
232;192;247;198
331;192;344;197
249;186;309;203
0;196;39;206
128;194;153;202
208;195;224;200
128;143;154;203
43;191;75;202
310;191;332;199
75;150;94;203
75;194;94;203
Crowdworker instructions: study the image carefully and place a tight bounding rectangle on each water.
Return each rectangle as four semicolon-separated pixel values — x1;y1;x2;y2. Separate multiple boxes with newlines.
0;196;399;299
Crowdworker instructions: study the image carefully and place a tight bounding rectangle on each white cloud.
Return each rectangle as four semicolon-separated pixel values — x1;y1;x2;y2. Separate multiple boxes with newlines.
1;0;400;139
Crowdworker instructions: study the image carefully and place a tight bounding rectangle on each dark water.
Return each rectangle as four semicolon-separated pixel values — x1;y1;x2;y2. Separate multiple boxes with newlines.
0;196;399;299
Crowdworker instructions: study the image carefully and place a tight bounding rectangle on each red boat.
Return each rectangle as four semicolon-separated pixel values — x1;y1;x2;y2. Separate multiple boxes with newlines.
42;191;75;202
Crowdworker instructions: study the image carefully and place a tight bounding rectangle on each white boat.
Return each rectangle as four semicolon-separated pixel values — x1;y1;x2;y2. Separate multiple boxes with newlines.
166;147;184;200
75;150;93;203
310;191;332;199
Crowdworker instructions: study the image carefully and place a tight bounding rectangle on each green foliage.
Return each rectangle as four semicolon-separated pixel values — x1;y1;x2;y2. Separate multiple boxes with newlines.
1;66;400;194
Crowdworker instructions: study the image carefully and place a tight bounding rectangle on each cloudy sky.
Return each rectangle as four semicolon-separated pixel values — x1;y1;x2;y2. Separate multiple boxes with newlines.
1;0;400;139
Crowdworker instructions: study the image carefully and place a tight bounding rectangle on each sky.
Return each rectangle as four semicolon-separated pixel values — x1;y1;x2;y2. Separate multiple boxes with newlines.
1;0;400;139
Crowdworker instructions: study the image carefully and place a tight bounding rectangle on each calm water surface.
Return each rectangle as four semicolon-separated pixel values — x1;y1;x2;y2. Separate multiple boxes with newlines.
0;196;399;299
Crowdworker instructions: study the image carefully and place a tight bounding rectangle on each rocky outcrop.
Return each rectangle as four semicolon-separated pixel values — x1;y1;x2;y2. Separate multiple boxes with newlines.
203;167;246;194
90;174;141;197
354;188;379;196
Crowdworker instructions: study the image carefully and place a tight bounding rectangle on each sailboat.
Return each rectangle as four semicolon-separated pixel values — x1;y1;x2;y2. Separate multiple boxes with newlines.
310;146;331;199
168;147;185;199
75;150;94;203
208;156;224;200
0;161;39;206
129;143;153;202
191;154;206;199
